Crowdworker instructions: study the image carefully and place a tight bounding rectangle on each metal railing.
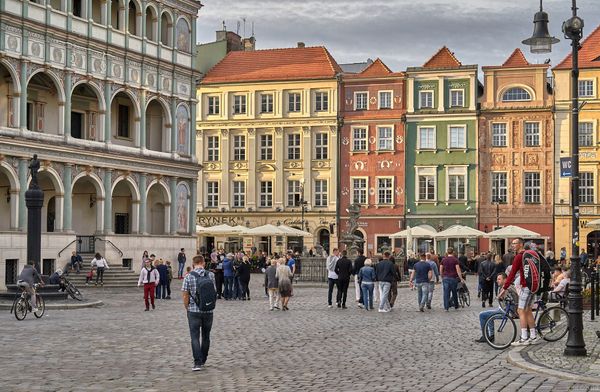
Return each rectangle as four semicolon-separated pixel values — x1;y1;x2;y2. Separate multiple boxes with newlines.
295;257;327;282
58;239;78;258
591;270;599;321
95;237;124;257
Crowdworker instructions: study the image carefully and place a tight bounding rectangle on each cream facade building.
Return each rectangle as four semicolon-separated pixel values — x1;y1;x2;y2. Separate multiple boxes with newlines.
196;46;340;253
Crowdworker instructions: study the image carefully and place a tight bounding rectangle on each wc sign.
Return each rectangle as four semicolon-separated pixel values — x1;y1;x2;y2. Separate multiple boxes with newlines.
560;157;572;177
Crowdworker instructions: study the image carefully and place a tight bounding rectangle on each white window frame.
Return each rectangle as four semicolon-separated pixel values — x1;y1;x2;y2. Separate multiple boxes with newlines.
232;135;246;161
377;126;394;151
524;172;541;204
491;123;508;147
206;135;219;161
288;92;301;112
417;126;436;150
419;90;434;109
446;166;467;202
233;94;247;114
447;125;467;149
502;87;532;102
287;180;301;207
354;91;368;111
259;134;273;161
352;126;368;152
378;90;393;109
579;122;594;147
524;122;541;147
207;96;220;115
261;93;274;114
491;172;508;204
449;89;464;108
206;181;219;208
580;172;594;204
578;79;595;98
314;179;328;207
287;133;301;160
259;181;273;207
351;177;368;205
416;167;437;202
376;177;394;205
232;181;245;208
315;91;329;112
315;133;328;160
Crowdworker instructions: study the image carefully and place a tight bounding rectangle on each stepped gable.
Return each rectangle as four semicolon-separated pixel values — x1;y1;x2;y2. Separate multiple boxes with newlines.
202;46;342;84
422;46;462;68
555;24;600;70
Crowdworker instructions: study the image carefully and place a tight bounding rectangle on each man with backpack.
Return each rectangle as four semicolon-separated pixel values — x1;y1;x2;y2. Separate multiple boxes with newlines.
182;255;217;371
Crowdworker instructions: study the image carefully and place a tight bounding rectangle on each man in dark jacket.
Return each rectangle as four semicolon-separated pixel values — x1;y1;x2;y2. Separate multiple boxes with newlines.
478;254;495;307
388;256;402;308
334;250;353;309
353;249;367;307
375;252;395;312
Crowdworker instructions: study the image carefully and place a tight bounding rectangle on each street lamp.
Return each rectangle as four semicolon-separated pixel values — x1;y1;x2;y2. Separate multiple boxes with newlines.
298;178;308;232
522;0;586;357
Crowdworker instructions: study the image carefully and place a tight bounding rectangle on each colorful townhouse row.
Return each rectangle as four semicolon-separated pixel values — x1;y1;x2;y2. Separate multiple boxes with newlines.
195;26;600;259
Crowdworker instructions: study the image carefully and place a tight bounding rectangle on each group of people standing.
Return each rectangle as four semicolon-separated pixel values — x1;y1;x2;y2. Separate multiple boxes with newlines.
137;250;178;311
206;249;255;301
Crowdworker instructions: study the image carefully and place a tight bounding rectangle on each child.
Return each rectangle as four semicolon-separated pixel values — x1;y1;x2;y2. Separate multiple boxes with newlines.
184;266;192;277
85;267;95;285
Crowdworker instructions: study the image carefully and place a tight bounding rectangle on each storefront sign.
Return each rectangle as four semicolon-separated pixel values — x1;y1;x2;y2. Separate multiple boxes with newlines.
199;216;244;227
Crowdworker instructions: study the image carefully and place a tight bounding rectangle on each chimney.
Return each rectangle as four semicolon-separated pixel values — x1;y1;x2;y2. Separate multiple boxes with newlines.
242;36;256;51
297;42;305;48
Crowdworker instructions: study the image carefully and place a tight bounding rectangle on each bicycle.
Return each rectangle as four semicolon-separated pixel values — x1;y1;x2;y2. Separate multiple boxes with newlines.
483;295;569;350
10;283;45;321
61;274;84;301
458;273;471;308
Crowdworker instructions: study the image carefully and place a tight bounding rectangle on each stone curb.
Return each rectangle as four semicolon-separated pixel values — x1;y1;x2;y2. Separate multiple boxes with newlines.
507;346;600;385
0;300;104;310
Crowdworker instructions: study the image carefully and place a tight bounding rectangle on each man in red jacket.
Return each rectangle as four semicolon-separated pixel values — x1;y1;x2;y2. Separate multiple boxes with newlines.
498;238;539;345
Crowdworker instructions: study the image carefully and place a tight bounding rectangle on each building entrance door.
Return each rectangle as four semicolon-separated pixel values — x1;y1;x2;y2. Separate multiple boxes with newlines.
587;231;600;261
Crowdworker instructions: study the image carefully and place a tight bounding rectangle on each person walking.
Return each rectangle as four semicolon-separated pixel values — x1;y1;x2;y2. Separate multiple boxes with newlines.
141;250;149;270
276;258;293;311
375;251;395;313
409;253;433;312
165;260;173;299
182;255;216;371
334;250;353;309
478;253;495;307
138;259;160;311
265;259;280;310
213;254;224;299
156;259;168;300
407;251;417;290
353;249;367;306
440;247;464;311
177;248;187;279
222;254;234;300
92;253;109;286
326;248;340;308
358;259;376;311
388;255;402;309
238;256;251;300
426;252;440;309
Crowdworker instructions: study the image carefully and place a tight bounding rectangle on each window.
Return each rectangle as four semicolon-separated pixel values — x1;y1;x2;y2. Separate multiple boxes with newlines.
419;91;433;109
448;126;466;149
260;181;273;207
260;134;273;160
315;133;328;159
208;96;219;115
417;168;436;201
450;90;464;107
379;91;392;109
579;80;594;97
491;172;508;203
377;127;393;151
315;92;329;111
524;172;541;204
580;172;594;204
233;95;246;114
352;178;367;205
287;134;301;160
233;135;246;161
502;87;531;102
287;180;301;207
261;94;274;113
72;0;83;18
289;93;301;112
377;178;393;205
314;180;328;207
206;182;219;208
579;122;594;147
524;122;540;147
355;92;368;110
447;167;466;201
207;136;219;161
418;127;436;150
352;127;367;151
232;181;245;208
118;104;129;138
492;123;507;147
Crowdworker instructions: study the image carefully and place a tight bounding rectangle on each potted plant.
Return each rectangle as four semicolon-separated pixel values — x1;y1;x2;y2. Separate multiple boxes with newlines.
582;288;592;310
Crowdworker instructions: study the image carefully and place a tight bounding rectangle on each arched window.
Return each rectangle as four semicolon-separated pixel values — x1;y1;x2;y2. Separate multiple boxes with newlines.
160;12;173;46
176;18;191;52
128;1;138;35
145;6;157;41
502;87;532;102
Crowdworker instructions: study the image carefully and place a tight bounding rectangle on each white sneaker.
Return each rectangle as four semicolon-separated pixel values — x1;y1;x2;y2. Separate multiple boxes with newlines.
529;336;542;345
378;309;390;313
32;307;39;313
511;338;530;346
328;305;333;308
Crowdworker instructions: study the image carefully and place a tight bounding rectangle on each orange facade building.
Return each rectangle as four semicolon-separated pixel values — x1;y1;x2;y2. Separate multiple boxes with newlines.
478;49;554;254
339;59;406;256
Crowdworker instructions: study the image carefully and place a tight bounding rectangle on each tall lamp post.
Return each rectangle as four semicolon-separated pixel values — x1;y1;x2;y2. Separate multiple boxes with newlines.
522;0;586;356
299;179;308;232
492;197;501;230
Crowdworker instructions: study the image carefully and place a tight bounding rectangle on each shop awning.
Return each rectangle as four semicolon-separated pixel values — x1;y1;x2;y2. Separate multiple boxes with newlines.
434;225;486;239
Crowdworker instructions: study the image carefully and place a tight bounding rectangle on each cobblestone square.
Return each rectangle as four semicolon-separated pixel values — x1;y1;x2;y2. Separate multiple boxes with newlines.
0;279;597;392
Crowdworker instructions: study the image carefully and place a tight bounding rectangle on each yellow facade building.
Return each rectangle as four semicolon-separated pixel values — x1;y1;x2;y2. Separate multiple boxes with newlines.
196;46;341;253
554;26;600;259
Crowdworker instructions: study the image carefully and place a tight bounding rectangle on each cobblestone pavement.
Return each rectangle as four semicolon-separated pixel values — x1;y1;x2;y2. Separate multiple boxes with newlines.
0;278;598;392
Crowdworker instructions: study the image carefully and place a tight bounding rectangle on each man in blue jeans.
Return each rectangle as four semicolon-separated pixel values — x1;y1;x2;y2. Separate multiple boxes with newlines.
439;247;464;311
409;253;433;312
182;255;215;371
475;272;518;342
222;254;234;300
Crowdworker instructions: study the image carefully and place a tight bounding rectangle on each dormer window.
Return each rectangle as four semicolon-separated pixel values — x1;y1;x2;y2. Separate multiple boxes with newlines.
502;87;531;102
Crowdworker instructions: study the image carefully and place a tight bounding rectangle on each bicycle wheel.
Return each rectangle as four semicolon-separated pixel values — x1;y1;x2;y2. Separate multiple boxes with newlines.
582;272;589;289
458;292;465;308
537;306;569;342
34;295;45;318
14;298;28;320
66;281;83;301
464;292;471;307
484;313;517;350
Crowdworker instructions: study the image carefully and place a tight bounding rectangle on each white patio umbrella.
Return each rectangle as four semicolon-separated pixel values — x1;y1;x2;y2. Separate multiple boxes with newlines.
200;224;243;236
245;224;288;237
231;225;251;235
389;225;437;239
196;225;207;233
278;224;313;237
484;225;541;239
434;225;486;239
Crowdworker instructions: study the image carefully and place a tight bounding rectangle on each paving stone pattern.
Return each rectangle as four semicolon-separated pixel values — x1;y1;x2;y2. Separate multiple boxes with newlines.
0;278;597;391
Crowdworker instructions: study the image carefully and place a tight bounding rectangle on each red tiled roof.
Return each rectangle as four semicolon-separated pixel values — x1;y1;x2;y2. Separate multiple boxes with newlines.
502;48;531;67
555;24;600;70
423;46;462;68
202;46;342;84
360;58;392;76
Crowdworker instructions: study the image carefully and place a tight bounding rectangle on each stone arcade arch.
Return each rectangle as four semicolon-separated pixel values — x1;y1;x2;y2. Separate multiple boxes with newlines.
26;70;65;135
0;162;19;231
146;180;171;235
111;90;140;147
70;82;105;141
27;168;65;233
128;0;142;36
145;4;158;41
145;98;170;152
72;173;105;235
111;176;141;234
0;60;19;128
160;11;173;46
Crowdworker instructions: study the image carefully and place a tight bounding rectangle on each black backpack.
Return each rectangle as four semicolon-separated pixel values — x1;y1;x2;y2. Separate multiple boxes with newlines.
190;271;217;312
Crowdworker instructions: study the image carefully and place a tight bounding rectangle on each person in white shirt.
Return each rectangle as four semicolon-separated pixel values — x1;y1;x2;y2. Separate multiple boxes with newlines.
138;259;160;311
551;270;571;301
326;248;340;308
91;253;109;286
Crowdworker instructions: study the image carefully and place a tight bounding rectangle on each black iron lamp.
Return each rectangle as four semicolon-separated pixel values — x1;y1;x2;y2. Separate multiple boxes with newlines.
522;0;560;53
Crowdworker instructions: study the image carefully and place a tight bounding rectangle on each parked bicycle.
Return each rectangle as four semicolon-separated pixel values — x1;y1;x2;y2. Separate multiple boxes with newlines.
483;297;569;349
10;283;45;321
61;273;84;301
458;273;471;308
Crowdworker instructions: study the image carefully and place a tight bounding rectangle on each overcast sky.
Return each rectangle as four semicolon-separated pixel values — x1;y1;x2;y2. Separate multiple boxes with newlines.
196;0;600;71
